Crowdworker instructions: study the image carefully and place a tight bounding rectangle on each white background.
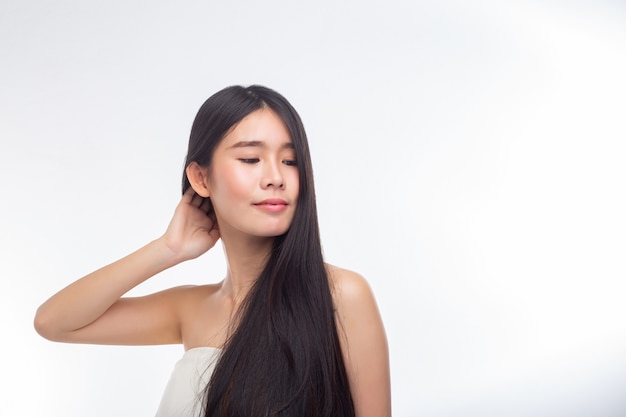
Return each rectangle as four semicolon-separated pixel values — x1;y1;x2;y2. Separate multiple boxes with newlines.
2;0;626;416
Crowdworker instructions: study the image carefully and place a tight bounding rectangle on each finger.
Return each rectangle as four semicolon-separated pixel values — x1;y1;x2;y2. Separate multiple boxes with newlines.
191;192;204;208
181;187;195;204
207;208;217;223
200;197;211;214
209;224;220;241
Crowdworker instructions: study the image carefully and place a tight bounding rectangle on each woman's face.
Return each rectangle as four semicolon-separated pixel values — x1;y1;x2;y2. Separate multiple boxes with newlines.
206;108;299;239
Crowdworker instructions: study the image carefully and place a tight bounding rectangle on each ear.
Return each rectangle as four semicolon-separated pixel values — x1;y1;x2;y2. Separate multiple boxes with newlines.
186;162;211;197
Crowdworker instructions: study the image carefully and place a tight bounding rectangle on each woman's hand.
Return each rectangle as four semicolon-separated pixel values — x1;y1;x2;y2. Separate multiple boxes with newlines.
161;188;220;262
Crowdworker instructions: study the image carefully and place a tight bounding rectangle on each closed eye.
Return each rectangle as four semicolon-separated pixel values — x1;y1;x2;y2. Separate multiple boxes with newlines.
238;158;259;164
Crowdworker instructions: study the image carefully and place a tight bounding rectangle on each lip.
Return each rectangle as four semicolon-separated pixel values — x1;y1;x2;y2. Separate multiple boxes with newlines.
254;198;288;205
253;198;289;212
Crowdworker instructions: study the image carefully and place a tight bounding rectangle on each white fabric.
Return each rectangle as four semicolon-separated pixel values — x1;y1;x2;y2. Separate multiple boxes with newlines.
155;347;221;417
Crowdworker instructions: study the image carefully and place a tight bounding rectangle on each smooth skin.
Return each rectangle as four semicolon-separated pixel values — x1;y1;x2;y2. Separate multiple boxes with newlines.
34;108;391;417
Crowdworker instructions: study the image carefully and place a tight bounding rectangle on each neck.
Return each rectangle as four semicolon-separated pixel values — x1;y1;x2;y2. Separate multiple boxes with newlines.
219;232;274;306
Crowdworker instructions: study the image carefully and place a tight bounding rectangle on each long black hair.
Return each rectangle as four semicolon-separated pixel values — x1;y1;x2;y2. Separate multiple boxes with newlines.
182;85;355;417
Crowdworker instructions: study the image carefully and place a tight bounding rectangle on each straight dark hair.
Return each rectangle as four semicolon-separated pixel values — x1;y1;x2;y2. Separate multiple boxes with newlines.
182;85;355;417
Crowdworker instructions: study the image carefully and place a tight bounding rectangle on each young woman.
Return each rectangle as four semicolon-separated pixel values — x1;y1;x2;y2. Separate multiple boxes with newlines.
34;85;390;417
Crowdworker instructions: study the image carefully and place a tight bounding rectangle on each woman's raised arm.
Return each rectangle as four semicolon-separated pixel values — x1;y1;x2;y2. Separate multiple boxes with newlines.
34;189;220;345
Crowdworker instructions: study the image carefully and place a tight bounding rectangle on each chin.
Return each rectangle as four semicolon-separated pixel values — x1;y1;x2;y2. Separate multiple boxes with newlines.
256;224;291;238
260;229;290;238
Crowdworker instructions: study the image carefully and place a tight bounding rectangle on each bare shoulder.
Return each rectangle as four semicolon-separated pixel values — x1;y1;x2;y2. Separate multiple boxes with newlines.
164;282;229;349
326;264;378;314
145;283;213;307
325;264;384;341
147;283;221;327
163;283;221;313
163;282;220;298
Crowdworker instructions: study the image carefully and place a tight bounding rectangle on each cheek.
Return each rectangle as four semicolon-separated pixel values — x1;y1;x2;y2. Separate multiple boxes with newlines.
212;166;255;203
290;170;300;197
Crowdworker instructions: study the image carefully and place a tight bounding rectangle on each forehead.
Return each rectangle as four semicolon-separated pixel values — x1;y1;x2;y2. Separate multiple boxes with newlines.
221;108;292;147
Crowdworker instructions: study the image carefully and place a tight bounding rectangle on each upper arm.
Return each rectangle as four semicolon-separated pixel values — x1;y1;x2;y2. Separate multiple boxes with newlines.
331;268;391;417
42;287;189;346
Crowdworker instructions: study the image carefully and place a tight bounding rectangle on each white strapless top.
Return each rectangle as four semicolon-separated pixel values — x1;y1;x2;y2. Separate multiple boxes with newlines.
155;347;222;417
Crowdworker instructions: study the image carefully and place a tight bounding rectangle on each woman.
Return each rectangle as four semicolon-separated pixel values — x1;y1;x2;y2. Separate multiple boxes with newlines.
34;85;390;417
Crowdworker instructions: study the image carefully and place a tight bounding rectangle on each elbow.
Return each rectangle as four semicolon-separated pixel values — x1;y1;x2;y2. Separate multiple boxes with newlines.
33;307;63;342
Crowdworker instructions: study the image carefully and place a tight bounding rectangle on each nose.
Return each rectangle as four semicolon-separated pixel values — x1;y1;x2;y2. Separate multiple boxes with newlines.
261;160;285;189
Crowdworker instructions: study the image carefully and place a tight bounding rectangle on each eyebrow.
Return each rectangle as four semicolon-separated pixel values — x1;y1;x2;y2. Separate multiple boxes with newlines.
227;140;294;150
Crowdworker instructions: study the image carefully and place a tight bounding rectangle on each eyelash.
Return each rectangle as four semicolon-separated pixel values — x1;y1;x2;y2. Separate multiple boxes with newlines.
238;158;297;166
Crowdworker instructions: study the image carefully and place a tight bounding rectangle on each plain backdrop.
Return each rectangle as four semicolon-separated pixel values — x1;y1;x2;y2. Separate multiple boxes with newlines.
1;0;626;416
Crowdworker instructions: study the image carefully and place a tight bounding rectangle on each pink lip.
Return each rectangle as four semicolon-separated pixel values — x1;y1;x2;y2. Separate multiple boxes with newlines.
254;199;289;212
255;198;288;205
